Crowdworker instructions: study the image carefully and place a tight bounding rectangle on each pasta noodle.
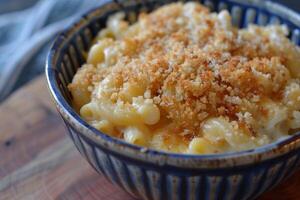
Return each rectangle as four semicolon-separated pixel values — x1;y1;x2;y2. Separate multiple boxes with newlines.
68;2;300;154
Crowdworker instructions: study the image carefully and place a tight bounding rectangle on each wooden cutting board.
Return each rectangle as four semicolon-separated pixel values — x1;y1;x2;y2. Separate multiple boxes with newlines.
0;75;299;200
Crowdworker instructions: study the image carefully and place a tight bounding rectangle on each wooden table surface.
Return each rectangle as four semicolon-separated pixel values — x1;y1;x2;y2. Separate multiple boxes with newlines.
0;76;299;200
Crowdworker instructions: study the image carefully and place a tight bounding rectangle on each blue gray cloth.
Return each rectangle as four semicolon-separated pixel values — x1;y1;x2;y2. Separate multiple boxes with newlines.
0;0;102;101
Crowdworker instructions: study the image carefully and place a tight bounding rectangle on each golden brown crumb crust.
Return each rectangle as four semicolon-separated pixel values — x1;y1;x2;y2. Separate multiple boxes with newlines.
69;2;297;137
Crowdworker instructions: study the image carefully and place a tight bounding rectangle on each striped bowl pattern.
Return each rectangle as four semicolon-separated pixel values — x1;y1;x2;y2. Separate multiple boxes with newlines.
46;0;300;200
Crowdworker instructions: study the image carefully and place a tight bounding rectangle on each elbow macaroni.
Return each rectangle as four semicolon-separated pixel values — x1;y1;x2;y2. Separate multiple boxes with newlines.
68;2;300;154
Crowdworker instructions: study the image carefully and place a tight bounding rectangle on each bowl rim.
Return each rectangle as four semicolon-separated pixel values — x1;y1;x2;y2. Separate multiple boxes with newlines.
46;0;300;168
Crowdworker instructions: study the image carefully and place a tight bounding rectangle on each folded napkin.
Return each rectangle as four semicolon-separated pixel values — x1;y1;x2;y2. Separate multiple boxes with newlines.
0;0;103;101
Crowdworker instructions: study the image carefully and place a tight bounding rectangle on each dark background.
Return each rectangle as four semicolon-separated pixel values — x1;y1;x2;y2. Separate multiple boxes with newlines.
265;0;300;12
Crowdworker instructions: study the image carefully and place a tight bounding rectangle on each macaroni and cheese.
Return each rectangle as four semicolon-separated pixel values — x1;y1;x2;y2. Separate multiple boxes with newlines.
68;2;300;154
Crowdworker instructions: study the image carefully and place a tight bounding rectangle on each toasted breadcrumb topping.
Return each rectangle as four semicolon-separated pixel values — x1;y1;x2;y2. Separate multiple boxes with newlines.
69;2;300;143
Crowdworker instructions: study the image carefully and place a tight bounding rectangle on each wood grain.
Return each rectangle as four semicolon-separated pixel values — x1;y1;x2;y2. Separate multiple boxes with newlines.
0;76;299;200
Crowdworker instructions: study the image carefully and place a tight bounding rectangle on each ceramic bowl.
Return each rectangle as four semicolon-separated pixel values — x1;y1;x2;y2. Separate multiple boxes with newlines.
46;0;300;199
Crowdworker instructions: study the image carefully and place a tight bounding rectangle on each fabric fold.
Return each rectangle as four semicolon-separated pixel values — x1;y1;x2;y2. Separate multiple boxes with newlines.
0;0;99;101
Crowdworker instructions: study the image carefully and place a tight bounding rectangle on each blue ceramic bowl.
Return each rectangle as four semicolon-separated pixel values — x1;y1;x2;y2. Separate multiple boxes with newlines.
46;0;300;199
